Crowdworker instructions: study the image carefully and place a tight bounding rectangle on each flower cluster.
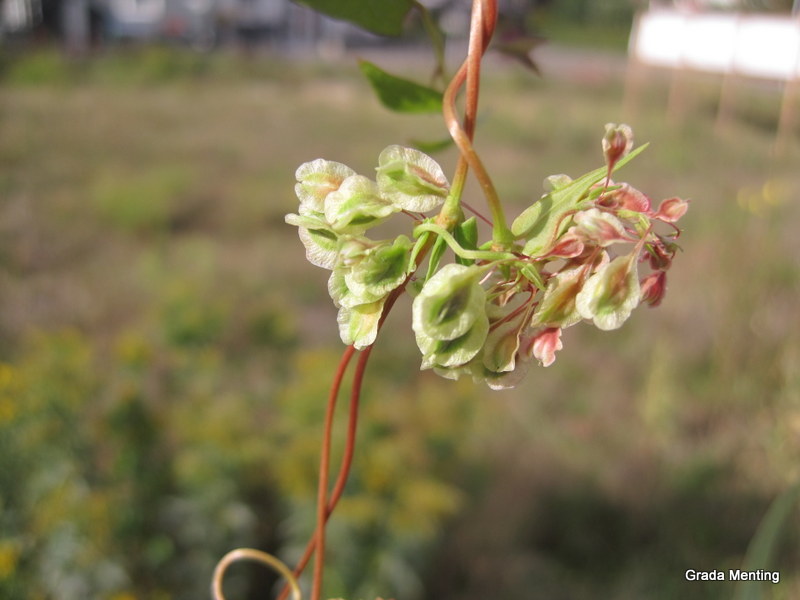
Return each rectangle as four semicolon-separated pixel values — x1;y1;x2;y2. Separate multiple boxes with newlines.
285;145;450;349
286;125;688;389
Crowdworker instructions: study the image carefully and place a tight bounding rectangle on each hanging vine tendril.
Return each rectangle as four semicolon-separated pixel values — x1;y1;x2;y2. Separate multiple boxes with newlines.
212;548;302;600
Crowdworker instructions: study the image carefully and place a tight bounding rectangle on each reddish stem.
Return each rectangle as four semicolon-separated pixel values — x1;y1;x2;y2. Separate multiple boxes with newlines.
309;344;357;600
277;344;368;600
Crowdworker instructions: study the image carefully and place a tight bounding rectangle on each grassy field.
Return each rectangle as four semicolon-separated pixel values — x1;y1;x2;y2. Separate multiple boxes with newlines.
1;47;799;600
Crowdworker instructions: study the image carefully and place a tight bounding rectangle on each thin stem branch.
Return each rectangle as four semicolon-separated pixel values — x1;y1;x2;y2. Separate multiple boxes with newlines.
292;280;407;600
414;222;516;261
276;345;362;600
461;200;493;227
310;344;356;600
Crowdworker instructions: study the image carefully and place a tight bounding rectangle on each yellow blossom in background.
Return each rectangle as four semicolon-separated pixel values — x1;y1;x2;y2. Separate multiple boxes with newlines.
0;541;20;579
0;364;17;424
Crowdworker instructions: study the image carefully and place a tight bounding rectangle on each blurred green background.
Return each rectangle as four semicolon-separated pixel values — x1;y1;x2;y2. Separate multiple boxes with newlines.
1;34;799;600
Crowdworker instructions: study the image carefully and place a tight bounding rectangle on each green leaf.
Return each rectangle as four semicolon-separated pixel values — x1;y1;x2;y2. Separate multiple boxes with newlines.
294;0;413;36
491;34;545;74
409;136;454;154
453;217;478;266
413;0;447;83
359;60;443;113
513;144;648;257
425;234;447;282
409;229;431;273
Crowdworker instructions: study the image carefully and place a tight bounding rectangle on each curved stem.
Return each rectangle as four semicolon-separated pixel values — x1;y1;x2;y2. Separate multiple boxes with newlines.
440;0;512;247
213;549;301;600
414;222;516;262
446;0;496;200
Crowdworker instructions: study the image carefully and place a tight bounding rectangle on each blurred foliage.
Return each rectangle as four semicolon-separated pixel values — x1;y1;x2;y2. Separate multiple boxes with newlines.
530;0;634;51
1;47;799;599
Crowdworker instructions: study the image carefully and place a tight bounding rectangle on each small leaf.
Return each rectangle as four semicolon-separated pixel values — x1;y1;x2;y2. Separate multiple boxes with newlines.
414;0;447;83
409;136;454;154
453;217;478;266
409;229;431;272
425;234;447;282
492;34;545;74
294;0;413;36
359;60;443;114
513;144;648;257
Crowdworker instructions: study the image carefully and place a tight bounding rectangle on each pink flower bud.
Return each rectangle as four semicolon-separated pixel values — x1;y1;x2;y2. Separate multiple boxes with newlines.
648;240;674;271
529;327;563;367
653;197;688;223
640;271;667;307
602;123;634;170
617;184;653;214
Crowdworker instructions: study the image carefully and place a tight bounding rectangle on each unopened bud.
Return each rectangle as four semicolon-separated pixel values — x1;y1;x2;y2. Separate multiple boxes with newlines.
530;327;563;367
653;197;689;223
640;271;667;307
602;123;634;171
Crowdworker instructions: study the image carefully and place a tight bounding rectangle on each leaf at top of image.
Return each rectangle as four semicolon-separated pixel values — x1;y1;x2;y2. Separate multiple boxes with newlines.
359;60;443;114
295;0;414;36
492;34;546;75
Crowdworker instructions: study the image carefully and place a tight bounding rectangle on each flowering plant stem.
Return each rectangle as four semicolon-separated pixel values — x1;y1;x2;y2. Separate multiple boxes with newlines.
215;0;689;593
300;3;502;598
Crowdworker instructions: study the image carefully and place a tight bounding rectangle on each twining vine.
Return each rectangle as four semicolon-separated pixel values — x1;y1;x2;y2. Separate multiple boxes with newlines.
212;0;688;598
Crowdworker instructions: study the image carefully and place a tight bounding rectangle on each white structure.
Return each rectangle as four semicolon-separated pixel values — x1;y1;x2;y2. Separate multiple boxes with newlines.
631;9;800;80
627;9;800;151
